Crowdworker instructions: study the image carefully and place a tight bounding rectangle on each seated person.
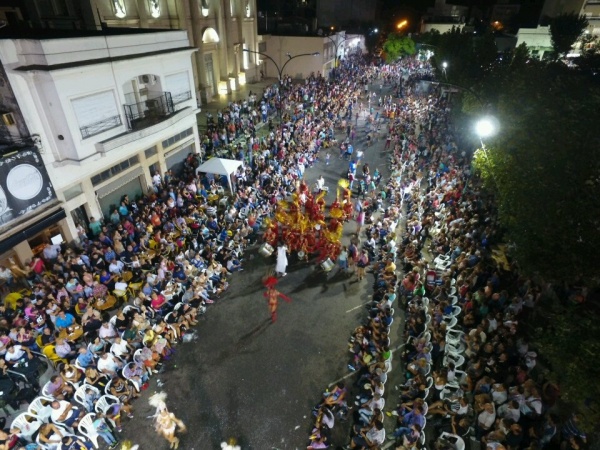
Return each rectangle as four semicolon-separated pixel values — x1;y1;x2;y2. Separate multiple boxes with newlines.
45;375;74;400
50;400;84;428
97;352;123;378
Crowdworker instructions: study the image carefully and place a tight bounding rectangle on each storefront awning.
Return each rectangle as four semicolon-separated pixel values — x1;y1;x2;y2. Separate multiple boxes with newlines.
0;206;66;254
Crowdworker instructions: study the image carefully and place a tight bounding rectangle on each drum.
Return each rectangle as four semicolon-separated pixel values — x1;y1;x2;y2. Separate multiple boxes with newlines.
259;243;274;257
321;258;334;272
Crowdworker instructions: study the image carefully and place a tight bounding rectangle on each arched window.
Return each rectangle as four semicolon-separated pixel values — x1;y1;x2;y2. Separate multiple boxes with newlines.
113;0;126;18
148;0;160;18
202;27;220;44
200;0;209;17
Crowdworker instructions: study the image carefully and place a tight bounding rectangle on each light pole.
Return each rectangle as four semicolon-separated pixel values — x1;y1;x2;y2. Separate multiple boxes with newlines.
243;49;320;122
442;61;448;80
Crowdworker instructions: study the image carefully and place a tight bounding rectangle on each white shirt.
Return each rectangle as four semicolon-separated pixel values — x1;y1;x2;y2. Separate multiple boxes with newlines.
97;354;120;373
110;340;129;358
50;400;74;423
4;345;25;362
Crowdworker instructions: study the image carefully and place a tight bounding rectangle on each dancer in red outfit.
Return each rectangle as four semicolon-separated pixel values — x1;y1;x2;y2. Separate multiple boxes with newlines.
262;275;292;323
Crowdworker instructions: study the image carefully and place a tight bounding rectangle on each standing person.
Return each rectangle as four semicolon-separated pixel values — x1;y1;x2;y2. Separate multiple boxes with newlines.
262;277;292;323
356;249;369;281
148;392;186;450
338;246;349;273
356;210;365;234
325;152;331;165
275;242;288;277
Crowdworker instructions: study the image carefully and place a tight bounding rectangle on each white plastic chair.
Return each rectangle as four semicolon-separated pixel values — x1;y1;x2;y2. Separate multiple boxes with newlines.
11;412;43;441
443;352;465;369
74;384;101;412
41;381;54;398
77;413;100;449
440;432;466;450
104;378;114;395
27;396;54;422
95;394;121;427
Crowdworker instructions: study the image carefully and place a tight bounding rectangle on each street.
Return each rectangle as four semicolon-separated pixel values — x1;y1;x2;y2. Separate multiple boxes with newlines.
121;83;397;449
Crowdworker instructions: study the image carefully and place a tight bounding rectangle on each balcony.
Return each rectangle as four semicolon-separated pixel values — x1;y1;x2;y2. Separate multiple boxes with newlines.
172;90;192;105
80;115;122;139
124;92;175;131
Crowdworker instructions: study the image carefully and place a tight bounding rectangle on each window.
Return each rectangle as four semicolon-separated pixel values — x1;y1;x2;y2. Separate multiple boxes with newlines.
1;113;15;126
243;44;249;69
113;0;126;18
161;128;193;149
148;0;160;18
71;90;121;139
91;156;139;186
165;72;192;105
144;146;158;158
245;0;251;17
201;0;209;17
63;183;83;201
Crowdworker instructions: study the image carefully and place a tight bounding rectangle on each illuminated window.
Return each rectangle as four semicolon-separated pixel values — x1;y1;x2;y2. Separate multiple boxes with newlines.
201;0;209;17
148;0;160;18
243;44;248;69
245;0;251;17
113;0;126;18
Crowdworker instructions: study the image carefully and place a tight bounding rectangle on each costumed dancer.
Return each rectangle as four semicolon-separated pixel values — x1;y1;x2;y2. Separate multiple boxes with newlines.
262;273;292;323
149;392;187;449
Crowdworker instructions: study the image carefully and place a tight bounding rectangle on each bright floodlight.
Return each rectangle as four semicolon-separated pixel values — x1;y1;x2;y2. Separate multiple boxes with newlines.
374;28;378;33
442;61;448;69
475;118;496;138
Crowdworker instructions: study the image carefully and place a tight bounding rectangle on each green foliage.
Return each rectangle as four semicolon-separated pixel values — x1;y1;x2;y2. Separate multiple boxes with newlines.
532;298;600;430
473;61;600;283
440;27;600;427
549;13;588;57
382;33;415;62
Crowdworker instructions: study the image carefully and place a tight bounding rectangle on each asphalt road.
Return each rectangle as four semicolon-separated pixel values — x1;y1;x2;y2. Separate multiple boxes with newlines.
121;84;396;450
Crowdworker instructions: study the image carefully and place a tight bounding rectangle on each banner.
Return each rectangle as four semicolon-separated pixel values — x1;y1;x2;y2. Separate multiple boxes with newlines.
0;148;56;225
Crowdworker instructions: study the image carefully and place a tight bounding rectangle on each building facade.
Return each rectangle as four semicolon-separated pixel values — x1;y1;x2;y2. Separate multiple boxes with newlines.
0;29;200;264
0;0;262;102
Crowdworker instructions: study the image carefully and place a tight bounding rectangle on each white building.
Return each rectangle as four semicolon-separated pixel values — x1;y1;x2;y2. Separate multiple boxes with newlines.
259;32;364;80
516;26;554;59
0;29;200;263
0;0;261;103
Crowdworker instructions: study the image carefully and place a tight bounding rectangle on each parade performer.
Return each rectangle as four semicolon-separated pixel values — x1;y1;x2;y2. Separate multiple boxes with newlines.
148;392;186;449
262;274;292;323
275;242;289;277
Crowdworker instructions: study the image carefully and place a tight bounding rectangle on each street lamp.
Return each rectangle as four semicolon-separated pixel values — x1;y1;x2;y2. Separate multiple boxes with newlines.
475;117;497;139
442;61;448;80
243;48;320;122
397;20;408;30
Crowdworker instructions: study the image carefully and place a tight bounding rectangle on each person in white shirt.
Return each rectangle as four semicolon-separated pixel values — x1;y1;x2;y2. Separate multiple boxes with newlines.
43;243;61;261
477;403;496;438
350;420;385;448
108;260;124;275
97;352;122;377
98;322;118;343
110;337;132;360
50;400;83;428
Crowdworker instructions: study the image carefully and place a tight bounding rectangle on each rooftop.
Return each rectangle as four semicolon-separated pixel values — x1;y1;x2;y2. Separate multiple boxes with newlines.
0;26;178;41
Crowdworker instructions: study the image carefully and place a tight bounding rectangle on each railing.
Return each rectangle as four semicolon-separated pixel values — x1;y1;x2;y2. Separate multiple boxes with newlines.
172;90;192;105
123;92;174;131
80;115;122;139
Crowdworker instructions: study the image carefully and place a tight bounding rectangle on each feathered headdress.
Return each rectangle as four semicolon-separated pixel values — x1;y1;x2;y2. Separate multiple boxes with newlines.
149;391;168;415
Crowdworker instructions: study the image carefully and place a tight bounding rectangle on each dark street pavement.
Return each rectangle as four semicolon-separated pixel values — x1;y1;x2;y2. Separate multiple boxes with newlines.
121;81;397;450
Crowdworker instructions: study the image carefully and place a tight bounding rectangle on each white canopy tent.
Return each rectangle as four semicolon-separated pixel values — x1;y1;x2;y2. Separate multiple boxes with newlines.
195;157;243;194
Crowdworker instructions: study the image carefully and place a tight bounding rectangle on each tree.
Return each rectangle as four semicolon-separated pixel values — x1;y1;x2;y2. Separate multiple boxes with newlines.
472;61;600;284
382;33;415;62
549;12;588;58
